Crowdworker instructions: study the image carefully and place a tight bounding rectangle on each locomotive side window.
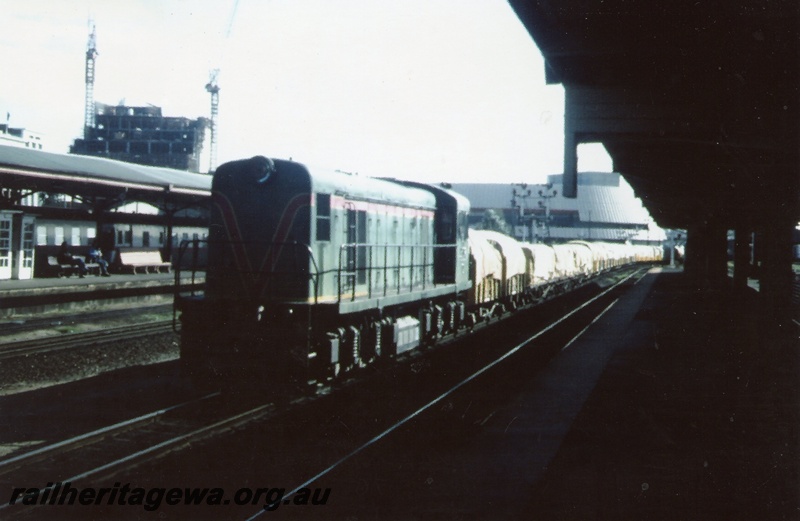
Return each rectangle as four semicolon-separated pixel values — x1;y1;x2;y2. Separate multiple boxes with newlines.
316;193;331;241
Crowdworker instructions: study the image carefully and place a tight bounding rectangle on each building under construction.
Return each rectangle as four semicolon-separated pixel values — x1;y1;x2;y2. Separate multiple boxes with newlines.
70;103;211;173
68;24;214;173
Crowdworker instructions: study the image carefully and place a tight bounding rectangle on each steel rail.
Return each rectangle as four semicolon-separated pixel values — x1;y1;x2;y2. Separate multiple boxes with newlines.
0;304;172;337
246;267;647;518
0;320;177;361
0;392;219;472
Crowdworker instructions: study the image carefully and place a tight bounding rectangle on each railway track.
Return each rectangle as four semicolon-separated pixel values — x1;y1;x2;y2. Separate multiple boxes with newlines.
1;266;649;520
242;267;650;519
0;304;173;337
0;393;284;509
0;320;177;361
0;395;216;477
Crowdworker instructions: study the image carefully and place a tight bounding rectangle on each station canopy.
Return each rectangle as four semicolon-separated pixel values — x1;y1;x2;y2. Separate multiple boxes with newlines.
0;144;211;210
507;1;797;229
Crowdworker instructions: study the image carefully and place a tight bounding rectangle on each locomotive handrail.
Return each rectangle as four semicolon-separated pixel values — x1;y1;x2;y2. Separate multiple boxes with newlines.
177;237;459;309
176;238;205;292
336;243;453;303
173;238;207;331
296;241;321;304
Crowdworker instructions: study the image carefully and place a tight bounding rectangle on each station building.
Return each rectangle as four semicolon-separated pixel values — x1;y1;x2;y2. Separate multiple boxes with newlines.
0;144;210;281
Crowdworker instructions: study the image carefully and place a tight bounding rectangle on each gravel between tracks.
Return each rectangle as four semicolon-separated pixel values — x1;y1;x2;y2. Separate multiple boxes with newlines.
0;331;179;396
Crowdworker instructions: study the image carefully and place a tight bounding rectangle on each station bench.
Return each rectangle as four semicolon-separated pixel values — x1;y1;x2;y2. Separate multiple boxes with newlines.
117;248;172;274
46;256;101;277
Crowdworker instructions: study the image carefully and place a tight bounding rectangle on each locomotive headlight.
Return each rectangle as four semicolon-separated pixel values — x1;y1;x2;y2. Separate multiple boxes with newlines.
257;305;265;321
255;156;276;184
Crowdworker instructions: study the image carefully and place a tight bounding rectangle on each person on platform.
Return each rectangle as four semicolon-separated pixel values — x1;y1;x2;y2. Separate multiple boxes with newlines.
58;241;88;278
88;240;111;277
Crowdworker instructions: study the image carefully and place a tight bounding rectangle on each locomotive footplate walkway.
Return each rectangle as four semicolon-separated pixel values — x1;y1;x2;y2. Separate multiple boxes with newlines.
286;267;798;520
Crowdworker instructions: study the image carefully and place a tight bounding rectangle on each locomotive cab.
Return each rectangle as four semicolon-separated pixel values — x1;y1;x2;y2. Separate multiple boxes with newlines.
390;181;470;286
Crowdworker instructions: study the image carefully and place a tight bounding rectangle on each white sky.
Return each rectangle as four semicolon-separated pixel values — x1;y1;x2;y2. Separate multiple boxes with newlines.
0;0;612;183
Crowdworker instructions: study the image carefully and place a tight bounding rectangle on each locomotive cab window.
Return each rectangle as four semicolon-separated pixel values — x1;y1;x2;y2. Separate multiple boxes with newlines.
439;212;455;244
457;212;468;241
316;193;331;241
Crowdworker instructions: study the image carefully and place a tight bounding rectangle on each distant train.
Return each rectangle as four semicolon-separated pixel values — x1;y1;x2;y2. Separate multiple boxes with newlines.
176;156;662;388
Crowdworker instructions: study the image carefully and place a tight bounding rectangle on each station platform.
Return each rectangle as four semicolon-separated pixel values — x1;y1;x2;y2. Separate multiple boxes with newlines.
302;267;798;520
0;272;204;319
515;269;798;520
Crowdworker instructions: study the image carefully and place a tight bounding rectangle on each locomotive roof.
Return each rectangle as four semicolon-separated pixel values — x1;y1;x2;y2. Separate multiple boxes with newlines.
388;179;471;214
297;162;437;210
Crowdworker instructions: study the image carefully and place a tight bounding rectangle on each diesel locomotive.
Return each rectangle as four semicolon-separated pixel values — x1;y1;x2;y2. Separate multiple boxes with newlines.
176;156;662;388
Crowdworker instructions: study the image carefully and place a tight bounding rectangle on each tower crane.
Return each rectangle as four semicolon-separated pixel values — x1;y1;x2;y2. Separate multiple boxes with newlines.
205;0;239;174
84;22;98;139
205;69;220;173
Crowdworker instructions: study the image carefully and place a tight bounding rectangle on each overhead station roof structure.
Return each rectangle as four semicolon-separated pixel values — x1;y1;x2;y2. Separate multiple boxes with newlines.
0;144;211;207
507;1;798;229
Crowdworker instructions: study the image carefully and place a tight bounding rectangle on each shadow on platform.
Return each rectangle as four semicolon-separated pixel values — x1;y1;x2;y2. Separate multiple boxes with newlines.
523;271;798;520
